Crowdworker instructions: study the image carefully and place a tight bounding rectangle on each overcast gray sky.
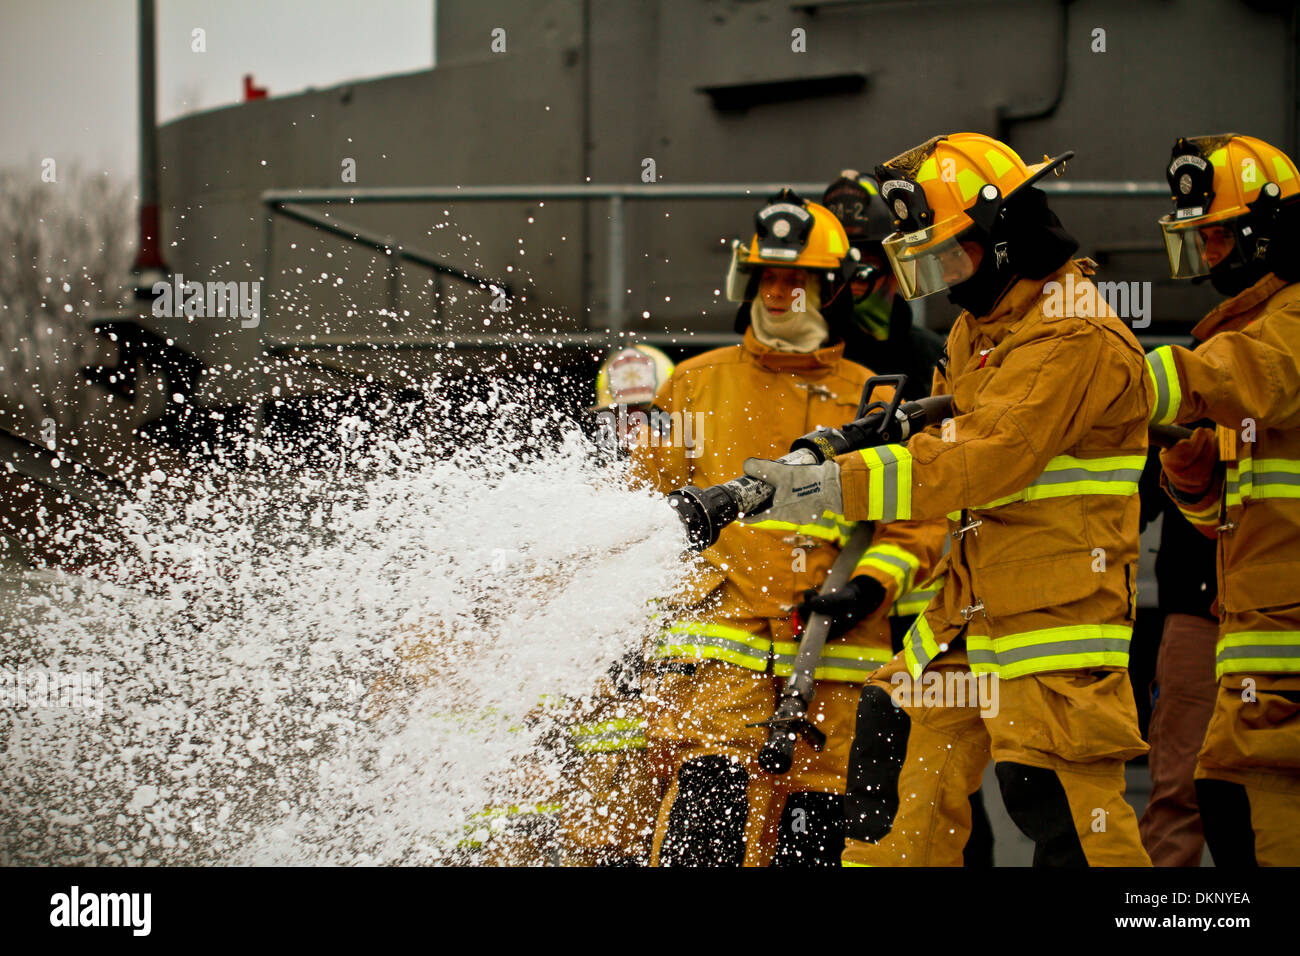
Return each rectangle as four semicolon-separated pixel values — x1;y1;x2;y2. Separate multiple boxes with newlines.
0;0;434;179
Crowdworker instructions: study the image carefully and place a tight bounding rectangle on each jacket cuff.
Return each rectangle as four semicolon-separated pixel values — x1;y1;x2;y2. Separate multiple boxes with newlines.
1159;470;1222;538
853;543;921;608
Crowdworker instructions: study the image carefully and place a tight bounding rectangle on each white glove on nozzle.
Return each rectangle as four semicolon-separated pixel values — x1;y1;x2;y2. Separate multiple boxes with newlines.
740;458;843;525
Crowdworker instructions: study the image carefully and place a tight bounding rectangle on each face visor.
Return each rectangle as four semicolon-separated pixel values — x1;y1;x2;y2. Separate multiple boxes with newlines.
882;227;984;300
1159;215;1238;279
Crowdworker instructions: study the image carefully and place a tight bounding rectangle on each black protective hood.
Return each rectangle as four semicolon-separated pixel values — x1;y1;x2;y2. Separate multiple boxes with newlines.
946;185;1079;317
732;277;855;339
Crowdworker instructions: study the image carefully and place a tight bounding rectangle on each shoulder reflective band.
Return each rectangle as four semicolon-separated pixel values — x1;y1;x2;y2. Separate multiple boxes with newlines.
1226;457;1300;507
857;444;914;521
655;621;770;671
855;541;921;596
745;511;855;546
1146;346;1183;426
773;640;893;682
1216;632;1300;679
892;584;940;618
570;717;649;753
969;453;1145;511
966;624;1132;680
903;611;947;678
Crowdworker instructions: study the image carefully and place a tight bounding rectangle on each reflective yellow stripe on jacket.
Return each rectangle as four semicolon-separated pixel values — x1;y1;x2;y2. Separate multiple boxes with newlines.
744;512;855;546
1145;346;1183;426
903;609;1133;680
892;583;940;618
855;541;920;596
1171;490;1223;531
772;640;893;683
957;454;1146;514
655;621;770;671
965;625;1133;680
1225;457;1300;508
569;717;648;753
657;621;890;682
903;612;948;678
857;445;913;521
1216;632;1300;679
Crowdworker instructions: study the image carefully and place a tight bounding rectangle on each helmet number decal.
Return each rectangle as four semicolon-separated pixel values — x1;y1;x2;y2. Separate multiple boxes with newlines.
754;201;813;260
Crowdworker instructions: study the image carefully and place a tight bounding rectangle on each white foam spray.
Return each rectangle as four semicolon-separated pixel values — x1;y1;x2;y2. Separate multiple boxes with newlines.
0;393;700;865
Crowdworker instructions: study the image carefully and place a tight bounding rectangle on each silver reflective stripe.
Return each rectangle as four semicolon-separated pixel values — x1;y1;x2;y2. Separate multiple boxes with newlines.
905;616;939;672
1227;464;1300;503
967;635;1131;667
865;549;915;577
893;588;938;616
656;632;765;661
774;653;884;674
1252;469;1300;484
1032;465;1144;488
875;444;901;522
1218;643;1300;661
818;656;884;673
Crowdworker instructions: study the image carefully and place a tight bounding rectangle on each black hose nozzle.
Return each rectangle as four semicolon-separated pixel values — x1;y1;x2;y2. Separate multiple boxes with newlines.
753;688;826;774
669;374;954;551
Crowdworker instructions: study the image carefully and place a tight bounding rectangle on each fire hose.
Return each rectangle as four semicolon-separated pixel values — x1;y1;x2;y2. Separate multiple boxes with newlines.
749;521;874;774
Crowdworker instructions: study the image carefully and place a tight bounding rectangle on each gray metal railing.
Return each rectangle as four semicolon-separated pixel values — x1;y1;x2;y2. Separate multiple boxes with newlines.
260;180;1167;340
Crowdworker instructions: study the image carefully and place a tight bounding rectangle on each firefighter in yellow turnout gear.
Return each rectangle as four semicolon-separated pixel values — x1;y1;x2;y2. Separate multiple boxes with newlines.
746;134;1154;866
1147;134;1300;866
632;190;947;866
558;345;678;866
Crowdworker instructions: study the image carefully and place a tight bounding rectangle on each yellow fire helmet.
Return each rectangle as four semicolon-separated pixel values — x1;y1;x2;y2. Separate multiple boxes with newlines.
724;188;858;303
590;344;674;410
1159;134;1300;286
873;133;1074;300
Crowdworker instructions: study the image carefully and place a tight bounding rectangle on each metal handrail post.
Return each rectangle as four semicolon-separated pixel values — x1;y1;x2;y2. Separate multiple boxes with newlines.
608;194;625;333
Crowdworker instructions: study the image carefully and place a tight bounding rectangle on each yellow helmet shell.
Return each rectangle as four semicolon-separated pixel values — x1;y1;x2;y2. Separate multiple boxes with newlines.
740;199;850;272
878;133;1038;252
725;190;854;301
1166;133;1300;228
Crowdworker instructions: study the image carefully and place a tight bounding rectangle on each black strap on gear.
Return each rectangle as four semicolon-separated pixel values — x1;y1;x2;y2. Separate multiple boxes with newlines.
947;185;1079;316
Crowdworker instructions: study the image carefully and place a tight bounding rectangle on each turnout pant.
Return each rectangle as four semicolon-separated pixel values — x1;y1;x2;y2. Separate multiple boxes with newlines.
559;678;666;866
1195;672;1300;866
645;658;861;867
842;651;1152;867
